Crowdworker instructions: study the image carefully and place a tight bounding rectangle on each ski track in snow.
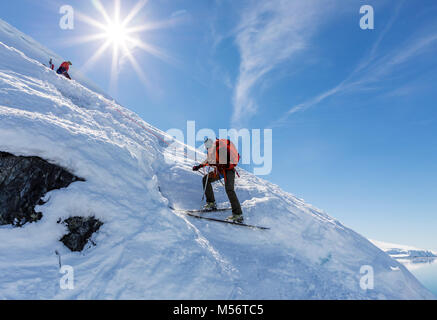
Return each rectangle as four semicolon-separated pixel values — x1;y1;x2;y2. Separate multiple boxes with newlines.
0;19;435;299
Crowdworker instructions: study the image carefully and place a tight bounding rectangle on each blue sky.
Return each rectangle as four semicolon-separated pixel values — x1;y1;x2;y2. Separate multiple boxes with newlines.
1;0;436;250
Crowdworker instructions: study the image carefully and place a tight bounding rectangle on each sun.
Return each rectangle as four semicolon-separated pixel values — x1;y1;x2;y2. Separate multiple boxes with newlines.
74;0;178;92
105;22;127;47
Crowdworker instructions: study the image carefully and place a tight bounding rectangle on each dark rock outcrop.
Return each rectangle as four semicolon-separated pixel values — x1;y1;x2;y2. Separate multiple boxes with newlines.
0;151;85;226
60;216;103;252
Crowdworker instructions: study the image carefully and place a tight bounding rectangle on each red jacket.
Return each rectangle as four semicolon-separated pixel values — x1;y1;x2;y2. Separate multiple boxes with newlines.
60;62;70;72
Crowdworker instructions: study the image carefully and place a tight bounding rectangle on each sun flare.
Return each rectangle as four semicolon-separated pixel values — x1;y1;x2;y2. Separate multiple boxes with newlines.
75;0;177;91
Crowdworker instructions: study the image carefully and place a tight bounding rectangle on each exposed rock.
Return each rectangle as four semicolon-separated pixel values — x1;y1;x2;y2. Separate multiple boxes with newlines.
60;216;103;252
0;151;84;226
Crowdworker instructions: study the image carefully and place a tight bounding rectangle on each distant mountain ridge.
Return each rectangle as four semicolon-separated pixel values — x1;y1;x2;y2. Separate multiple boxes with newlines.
371;240;437;259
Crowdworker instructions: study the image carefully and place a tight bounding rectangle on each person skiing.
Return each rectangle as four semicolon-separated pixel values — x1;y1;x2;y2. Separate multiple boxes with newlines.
49;58;54;70
56;61;72;80
193;138;243;223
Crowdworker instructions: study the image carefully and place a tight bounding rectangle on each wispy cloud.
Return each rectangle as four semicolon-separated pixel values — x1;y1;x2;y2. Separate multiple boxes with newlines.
271;5;437;128
354;1;405;75
231;0;341;127
271;82;348;128
171;9;188;18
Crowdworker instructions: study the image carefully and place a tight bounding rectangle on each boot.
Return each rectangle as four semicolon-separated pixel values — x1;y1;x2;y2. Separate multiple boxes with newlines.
226;214;243;223
203;202;217;211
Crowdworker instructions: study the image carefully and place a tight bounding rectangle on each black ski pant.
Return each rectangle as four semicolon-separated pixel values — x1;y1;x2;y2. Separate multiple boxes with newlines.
202;169;242;215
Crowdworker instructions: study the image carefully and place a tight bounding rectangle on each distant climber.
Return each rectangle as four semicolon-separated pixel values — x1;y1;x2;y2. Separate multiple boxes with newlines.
56;61;72;80
193;138;243;223
49;58;54;70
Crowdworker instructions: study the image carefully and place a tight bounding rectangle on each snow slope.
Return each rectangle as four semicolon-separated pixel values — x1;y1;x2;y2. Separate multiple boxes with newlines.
0;19;435;299
0;19;110;100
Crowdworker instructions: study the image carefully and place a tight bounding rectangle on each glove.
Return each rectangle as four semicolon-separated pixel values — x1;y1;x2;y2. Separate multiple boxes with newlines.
192;165;200;171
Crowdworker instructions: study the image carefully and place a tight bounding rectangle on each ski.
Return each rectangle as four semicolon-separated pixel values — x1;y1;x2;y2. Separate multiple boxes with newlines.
178;211;269;230
170;206;233;214
169;206;269;229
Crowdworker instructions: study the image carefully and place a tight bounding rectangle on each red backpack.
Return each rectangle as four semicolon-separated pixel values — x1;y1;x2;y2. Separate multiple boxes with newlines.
214;139;240;170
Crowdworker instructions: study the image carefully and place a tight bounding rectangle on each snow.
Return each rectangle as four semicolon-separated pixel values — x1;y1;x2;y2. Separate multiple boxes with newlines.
0;19;110;100
0;18;435;300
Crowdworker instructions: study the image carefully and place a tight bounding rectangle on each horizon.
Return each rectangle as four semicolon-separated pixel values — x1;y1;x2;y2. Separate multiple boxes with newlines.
0;0;436;251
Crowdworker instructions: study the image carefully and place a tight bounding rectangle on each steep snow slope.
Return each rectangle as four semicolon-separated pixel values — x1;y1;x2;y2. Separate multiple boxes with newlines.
0;19;110;99
0;20;435;299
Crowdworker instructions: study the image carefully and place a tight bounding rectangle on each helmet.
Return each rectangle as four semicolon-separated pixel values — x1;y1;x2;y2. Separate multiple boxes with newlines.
204;138;214;149
67;61;72;66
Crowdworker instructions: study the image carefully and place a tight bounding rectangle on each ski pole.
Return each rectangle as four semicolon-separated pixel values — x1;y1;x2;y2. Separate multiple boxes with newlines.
201;166;210;204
